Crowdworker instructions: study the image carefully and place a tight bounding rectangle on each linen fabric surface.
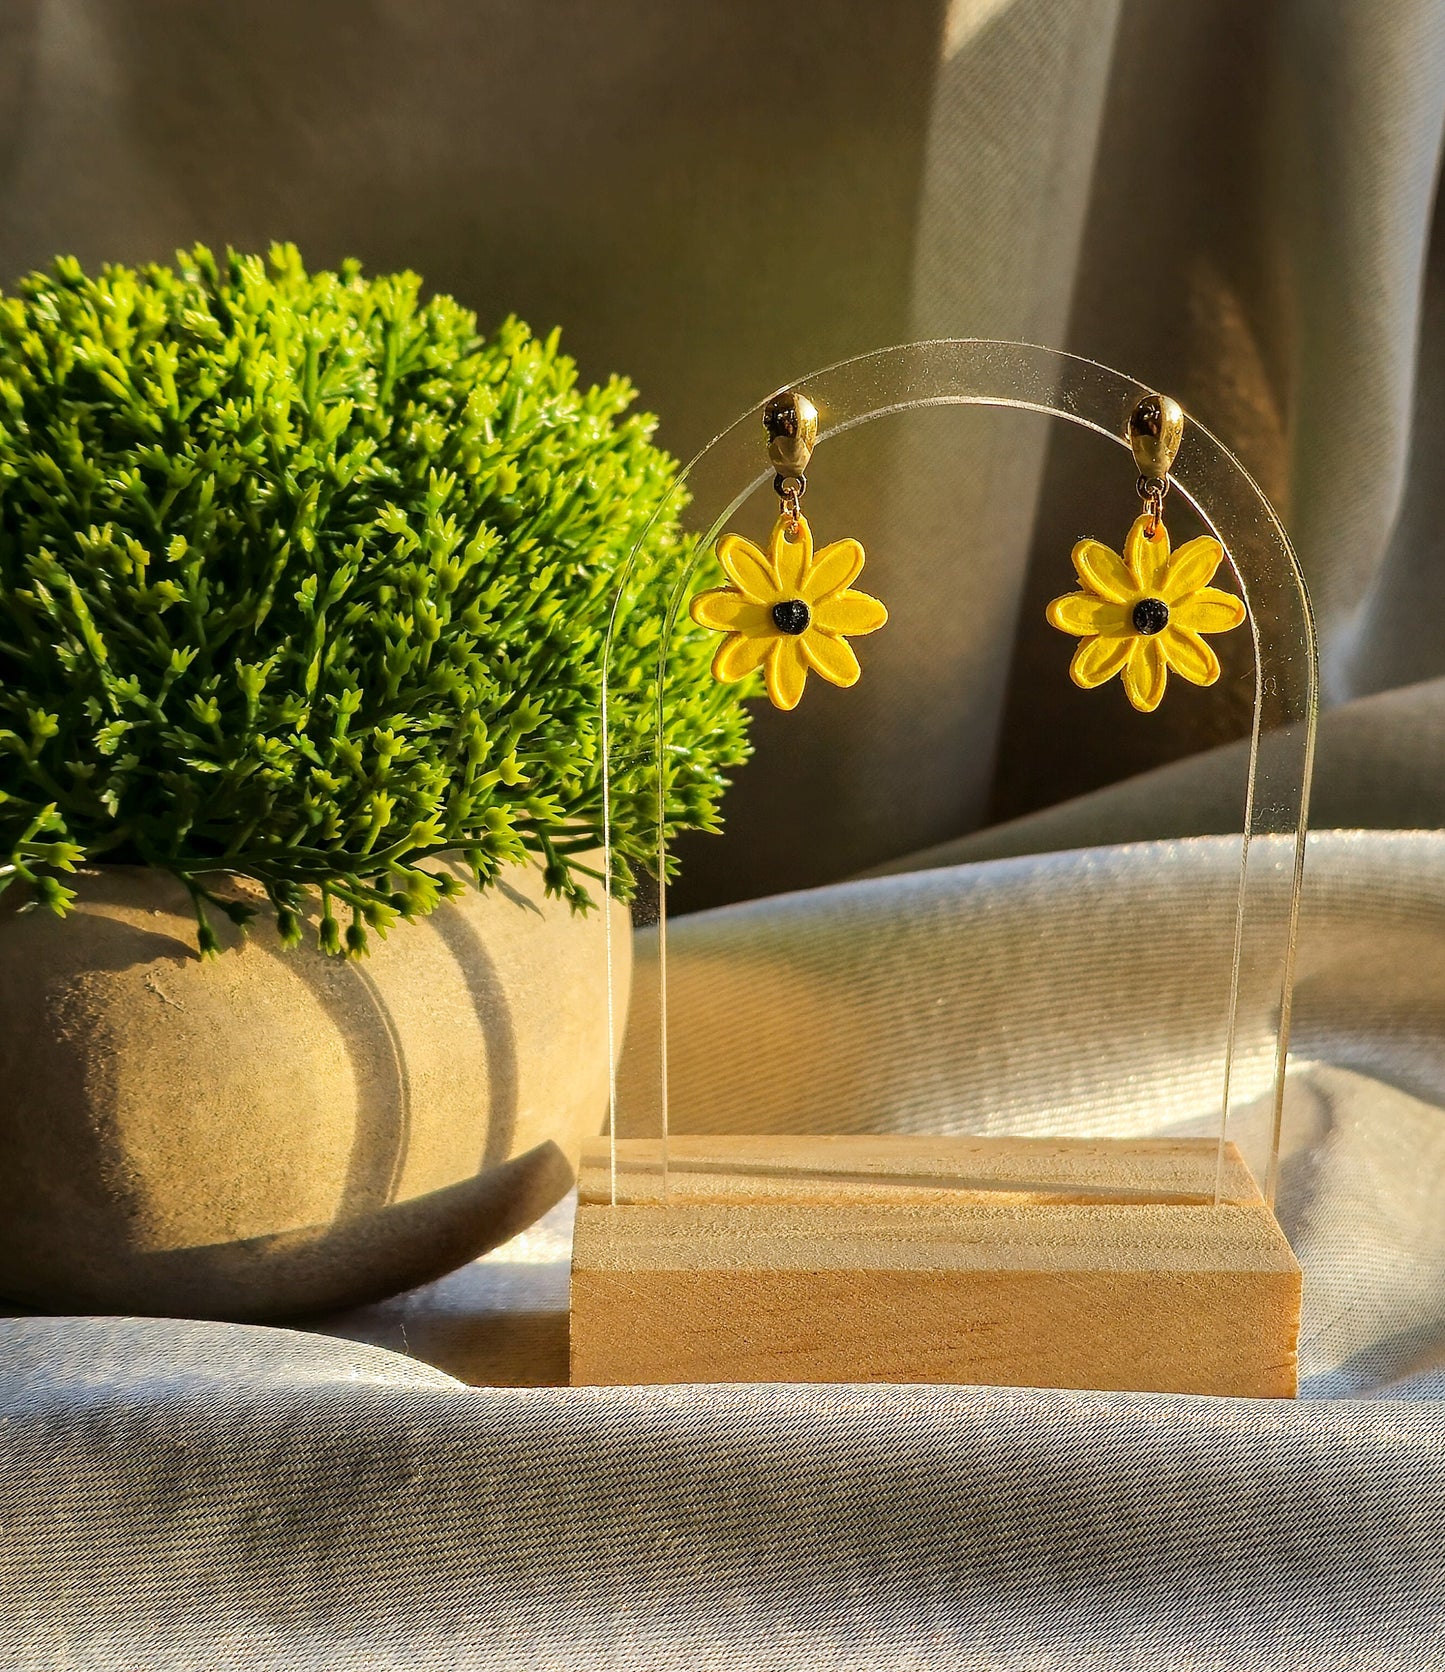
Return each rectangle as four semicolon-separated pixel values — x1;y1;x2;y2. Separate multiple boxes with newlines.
5;2;1445;1668
5;1319;1445;1672
7;833;1445;1670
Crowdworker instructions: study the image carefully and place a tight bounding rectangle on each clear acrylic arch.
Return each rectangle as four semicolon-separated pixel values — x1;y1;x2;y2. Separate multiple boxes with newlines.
600;340;1318;1212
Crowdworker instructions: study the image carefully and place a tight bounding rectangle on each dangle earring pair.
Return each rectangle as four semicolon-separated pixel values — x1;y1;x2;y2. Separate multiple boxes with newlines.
690;388;1245;713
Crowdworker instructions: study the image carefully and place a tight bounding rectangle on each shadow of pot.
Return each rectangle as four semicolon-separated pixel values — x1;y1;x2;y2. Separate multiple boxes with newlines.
0;858;630;1321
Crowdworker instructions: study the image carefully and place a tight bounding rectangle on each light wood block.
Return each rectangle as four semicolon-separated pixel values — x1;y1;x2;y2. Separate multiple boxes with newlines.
570;1135;1301;1396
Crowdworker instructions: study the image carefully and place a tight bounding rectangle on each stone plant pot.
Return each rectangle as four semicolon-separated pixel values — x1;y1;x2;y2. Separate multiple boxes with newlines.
0;859;629;1321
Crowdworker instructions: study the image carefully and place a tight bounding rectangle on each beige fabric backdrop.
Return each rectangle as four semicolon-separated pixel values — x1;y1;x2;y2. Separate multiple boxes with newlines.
3;0;1445;1318
0;0;1440;1228
5;0;1443;908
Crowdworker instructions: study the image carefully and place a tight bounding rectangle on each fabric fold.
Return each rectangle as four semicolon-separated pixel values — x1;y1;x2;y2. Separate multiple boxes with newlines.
3;1333;1442;1670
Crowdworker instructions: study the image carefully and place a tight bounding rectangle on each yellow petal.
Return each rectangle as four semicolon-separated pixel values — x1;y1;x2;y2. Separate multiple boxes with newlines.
801;629;861;687
769;514;813;597
690;588;771;633
1171;586;1246;635
1046;592;1131;637
1122;636;1168;711
1124;514;1171;590
1069;632;1132;689
1160;624;1220;686
811;589;888;636
1071;539;1135;603
716;533;780;603
802;537;865;602
712;631;771;683
1161;535;1227;602
765;637;808;710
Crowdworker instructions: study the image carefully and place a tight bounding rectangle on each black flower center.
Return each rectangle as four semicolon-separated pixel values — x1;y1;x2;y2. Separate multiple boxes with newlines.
772;599;811;635
1131;597;1170;636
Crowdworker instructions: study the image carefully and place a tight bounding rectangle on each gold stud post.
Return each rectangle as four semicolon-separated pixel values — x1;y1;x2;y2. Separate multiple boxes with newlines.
763;391;818;477
764;391;817;535
1127;392;1184;481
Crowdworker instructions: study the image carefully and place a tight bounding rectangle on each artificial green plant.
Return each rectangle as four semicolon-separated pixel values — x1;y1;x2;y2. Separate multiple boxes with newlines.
0;244;749;953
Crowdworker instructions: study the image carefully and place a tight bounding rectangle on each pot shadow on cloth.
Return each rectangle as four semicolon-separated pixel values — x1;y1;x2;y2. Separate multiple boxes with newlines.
90;1141;578;1325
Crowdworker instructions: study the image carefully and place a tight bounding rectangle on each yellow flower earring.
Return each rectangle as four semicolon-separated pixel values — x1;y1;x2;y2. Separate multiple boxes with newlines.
1047;393;1246;712
689;391;887;710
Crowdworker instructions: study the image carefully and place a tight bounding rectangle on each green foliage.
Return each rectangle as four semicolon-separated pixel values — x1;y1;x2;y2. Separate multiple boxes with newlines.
0;244;749;953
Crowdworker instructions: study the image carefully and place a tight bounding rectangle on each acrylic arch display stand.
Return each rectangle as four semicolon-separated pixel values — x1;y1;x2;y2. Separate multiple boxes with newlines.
572;340;1318;1397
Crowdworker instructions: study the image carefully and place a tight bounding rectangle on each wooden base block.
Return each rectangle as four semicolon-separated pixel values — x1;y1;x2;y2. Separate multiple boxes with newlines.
570;1135;1301;1396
